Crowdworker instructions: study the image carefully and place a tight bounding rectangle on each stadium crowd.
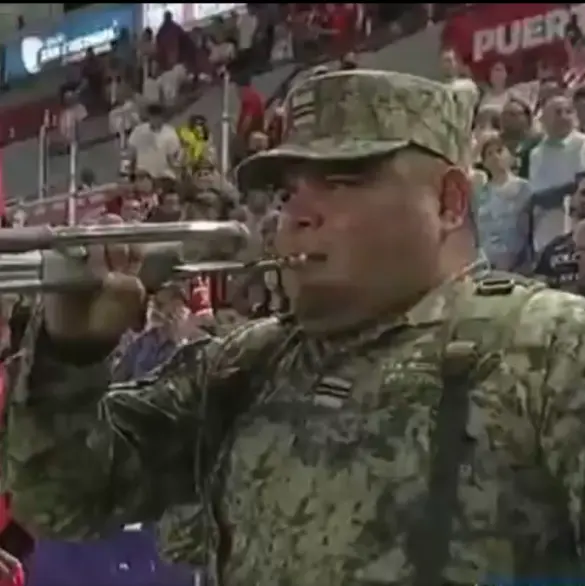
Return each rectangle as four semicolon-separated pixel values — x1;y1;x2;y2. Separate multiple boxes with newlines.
1;2;585;585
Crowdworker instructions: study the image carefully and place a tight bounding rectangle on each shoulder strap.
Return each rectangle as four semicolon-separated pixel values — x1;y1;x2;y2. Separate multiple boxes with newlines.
409;274;546;586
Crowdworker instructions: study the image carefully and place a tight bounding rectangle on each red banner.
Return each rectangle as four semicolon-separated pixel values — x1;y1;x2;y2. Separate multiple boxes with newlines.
442;3;585;82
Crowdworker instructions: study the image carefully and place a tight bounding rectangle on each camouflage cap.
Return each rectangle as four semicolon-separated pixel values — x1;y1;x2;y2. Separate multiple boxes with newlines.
236;69;477;190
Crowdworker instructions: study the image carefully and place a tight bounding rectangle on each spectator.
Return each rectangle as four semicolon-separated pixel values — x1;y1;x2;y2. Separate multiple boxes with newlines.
235;73;265;159
565;13;585;69
266;103;285;148
478;61;510;112
79;48;107;113
207;30;237;71
476;134;533;272
340;51;358;70
156;11;184;70
270;22;293;64
147;181;182;222
58;89;87;147
533;173;585;292
127;103;181;180
78;168;96;191
157;59;188;106
137;27;157;73
500;98;541;179
108;82;141;139
236;5;259;71
439;47;461;84
529;95;585;194
177;115;216;173
112;282;207;379
142;60;164;104
573;85;585;132
120;196;143;223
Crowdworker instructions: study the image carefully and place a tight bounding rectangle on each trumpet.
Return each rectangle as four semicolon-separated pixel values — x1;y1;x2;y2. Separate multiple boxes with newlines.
0;220;248;254
0;218;314;294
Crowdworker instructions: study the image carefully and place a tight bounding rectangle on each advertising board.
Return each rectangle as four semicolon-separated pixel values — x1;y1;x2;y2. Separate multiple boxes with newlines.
442;3;585;81
3;4;138;83
141;3;245;32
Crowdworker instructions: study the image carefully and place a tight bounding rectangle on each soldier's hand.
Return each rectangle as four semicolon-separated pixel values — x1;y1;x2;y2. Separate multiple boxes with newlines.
44;215;146;342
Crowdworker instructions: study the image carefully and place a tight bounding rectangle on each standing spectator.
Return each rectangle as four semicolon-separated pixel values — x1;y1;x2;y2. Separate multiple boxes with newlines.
235;74;265;158
142;60;164;104
270;22;293;65
500;98;541;179
127;103;181;180
156;11;184;70
58;90;87;148
157;58;188;106
529;95;585;194
177;115;216;172
79;48;107;113
476;134;533;272
236;5;258;71
137;27;157;76
478;61;510;112
573;86;585;132
534;172;585;292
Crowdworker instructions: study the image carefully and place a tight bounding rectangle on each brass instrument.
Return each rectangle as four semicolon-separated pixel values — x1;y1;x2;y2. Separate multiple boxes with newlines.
0;221;311;294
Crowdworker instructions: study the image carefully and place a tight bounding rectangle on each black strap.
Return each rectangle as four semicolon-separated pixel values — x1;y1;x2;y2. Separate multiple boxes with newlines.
408;358;474;586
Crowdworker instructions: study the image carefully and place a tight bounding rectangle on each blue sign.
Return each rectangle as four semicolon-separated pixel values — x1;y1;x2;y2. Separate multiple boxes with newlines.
3;5;138;83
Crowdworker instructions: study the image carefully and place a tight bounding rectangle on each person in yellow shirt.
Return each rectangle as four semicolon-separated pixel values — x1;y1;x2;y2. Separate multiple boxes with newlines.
178;114;216;173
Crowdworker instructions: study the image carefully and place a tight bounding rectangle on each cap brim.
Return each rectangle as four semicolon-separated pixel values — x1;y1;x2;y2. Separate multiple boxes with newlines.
236;139;409;190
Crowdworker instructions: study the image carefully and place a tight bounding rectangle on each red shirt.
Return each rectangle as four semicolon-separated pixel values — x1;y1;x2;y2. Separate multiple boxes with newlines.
237;86;265;139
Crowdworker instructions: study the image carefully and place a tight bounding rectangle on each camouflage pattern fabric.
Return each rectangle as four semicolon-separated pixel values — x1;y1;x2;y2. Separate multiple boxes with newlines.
6;70;585;585
6;268;585;584
236;69;477;189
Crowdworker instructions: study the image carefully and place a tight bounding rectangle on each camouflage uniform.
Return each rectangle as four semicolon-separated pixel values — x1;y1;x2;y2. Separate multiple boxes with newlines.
5;71;585;585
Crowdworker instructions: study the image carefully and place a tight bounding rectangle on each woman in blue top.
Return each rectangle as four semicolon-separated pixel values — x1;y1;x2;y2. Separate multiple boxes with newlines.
476;133;534;273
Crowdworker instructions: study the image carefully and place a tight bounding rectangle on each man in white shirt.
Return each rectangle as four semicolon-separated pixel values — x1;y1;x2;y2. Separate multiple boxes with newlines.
529;94;585;250
127;103;182;180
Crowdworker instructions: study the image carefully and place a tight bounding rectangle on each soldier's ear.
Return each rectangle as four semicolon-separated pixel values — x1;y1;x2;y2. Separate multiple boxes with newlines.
438;167;471;232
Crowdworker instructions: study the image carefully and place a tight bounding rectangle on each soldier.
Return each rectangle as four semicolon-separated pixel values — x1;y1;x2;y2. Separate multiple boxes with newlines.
5;70;585;586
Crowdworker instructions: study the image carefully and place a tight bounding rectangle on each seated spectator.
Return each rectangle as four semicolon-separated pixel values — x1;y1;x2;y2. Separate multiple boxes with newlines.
120;196;143;223
127;103;181;180
58;90;87;147
340;51;358;70
147;180;182;222
78;168;97;191
476;134;533;272
112;283;208;382
108;83;141;139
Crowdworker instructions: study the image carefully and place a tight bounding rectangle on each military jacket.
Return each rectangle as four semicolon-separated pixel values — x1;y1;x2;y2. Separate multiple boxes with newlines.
5;273;585;585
